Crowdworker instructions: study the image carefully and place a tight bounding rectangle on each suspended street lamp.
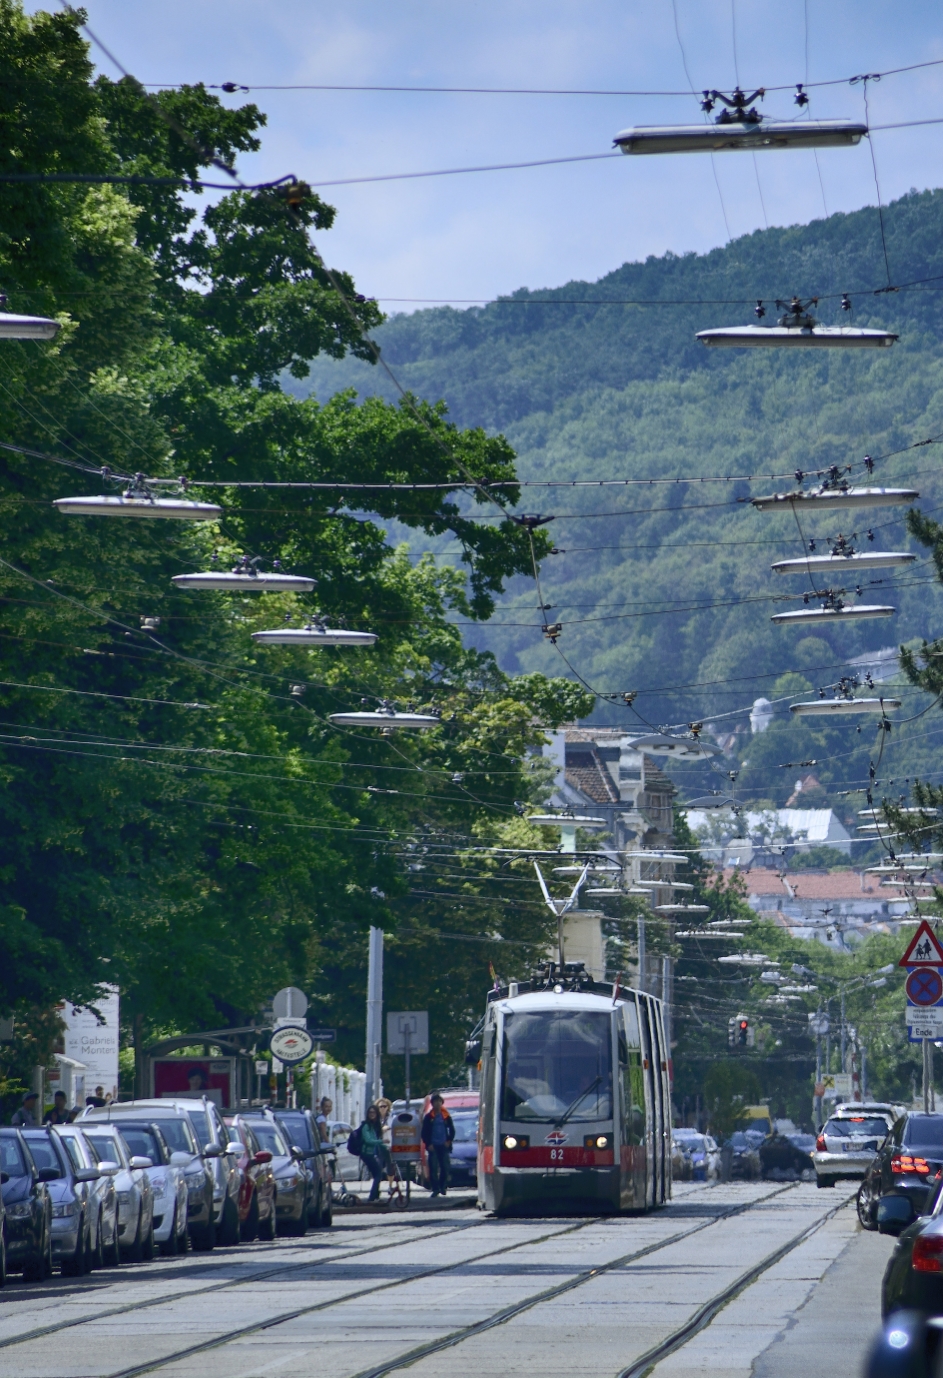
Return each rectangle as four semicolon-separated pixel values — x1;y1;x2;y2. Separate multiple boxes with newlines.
173;556;316;592
754;486;917;511
655;903;710;914
772;551;915;575
55;472;221;521
0;311;60;340
629;732;721;760
328;700;440;730
771;589;895;624
790;696;901;715
615;87;866;156
253;616;377;648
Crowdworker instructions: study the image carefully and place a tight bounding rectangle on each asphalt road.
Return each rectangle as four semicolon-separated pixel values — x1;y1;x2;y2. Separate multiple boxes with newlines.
0;1180;893;1378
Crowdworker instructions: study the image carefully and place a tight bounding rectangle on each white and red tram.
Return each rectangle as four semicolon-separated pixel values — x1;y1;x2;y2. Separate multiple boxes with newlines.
471;963;672;1214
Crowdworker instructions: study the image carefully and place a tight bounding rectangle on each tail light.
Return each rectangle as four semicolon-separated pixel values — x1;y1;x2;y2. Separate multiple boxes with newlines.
892;1154;932;1175
816;1135;826;1152
913;1235;943;1273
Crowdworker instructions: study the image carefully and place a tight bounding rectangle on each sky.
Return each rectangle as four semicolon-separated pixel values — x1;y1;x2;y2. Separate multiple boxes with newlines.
38;2;943;305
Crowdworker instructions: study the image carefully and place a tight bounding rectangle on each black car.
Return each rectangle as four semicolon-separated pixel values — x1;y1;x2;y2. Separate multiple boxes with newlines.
267;1108;333;1229
725;1131;761;1180
0;1128;52;1280
447;1108;479;1190
760;1131;816;1181
858;1113;943;1231
881;1173;943;1316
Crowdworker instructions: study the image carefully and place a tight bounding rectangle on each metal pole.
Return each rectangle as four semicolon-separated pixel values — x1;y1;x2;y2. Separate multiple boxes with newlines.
840;988;846;1073
815;1031;822;1129
861;1043;867;1101
365;926;384;1105
925;1037;931;1114
404;1026;411;1109
637;916;646;992
558;907;565;969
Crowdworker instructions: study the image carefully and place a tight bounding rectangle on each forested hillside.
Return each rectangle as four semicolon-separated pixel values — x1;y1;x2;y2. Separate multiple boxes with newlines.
300;190;943;809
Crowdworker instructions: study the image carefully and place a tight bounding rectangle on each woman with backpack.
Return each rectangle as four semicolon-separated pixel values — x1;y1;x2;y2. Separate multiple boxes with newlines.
349;1103;395;1202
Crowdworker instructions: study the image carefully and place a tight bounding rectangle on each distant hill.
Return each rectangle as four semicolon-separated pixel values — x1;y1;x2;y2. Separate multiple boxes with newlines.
298;189;943;809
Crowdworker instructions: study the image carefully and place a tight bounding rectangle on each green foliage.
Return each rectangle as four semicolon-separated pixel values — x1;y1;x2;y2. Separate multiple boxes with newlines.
703;1061;762;1139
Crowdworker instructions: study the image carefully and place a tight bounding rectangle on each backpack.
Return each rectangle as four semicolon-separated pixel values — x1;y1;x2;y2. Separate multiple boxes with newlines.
347;1125;363;1156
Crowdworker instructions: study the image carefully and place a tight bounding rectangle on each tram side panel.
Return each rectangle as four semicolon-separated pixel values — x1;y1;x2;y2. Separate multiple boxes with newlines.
617;995;649;1210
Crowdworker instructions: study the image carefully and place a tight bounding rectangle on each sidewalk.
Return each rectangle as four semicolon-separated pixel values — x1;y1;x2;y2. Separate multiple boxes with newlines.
332;1177;478;1213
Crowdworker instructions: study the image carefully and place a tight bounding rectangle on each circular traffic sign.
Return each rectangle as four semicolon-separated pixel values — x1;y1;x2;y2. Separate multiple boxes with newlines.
906;967;943;1007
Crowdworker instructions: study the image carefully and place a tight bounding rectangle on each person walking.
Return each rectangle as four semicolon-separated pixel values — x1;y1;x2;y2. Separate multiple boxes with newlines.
357;1103;394;1203
421;1093;454;1198
44;1091;69;1124
11;1090;39;1127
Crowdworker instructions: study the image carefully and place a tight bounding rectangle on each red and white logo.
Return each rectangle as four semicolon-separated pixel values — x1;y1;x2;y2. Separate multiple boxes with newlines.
544;1130;568;1146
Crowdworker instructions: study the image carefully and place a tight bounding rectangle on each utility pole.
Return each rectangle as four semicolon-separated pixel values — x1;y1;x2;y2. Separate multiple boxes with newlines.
840;988;846;1075
637;916;646;992
861;1043;867;1100
365;927;384;1104
924;1037;930;1115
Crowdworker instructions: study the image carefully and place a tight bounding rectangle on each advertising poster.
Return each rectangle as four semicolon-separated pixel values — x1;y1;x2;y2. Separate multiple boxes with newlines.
151;1057;233;1108
62;987;120;1102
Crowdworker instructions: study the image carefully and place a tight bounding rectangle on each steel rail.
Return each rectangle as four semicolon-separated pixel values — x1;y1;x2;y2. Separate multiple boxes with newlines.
107;1183;800;1378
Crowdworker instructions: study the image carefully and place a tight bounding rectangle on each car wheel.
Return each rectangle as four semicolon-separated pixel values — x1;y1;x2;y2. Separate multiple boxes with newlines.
106;1217;121;1269
127;1208;144;1263
0;1224;6;1288
90;1213;104;1270
60;1215;86;1276
321;1186;332;1228
857;1182;879;1231
142;1215;155;1261
817;1175;836;1188
240;1192;259;1242
23;1220;49;1282
258;1197;277;1242
191;1213;216;1252
160;1206;179;1256
220;1195;240;1247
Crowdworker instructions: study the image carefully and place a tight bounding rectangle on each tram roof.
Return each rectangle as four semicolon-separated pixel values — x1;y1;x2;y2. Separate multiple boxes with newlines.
490;986;656;1013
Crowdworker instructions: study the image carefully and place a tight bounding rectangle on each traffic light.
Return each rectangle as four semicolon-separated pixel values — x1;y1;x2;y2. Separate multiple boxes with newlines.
728;1013;754;1048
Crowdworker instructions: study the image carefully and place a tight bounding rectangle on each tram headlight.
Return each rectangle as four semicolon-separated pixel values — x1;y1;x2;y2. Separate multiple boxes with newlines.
585;1134;612;1150
502;1135;529;1150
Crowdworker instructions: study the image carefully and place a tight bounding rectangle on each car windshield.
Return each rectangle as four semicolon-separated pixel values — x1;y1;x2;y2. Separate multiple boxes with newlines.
118;1127;162;1164
0;1134;27;1176
450;1113;479;1143
22;1136;65;1177
904;1116;943;1151
84;1134;125;1166
677;1135;706;1152
501;1010;613;1123
185;1110;212;1149
151;1119;197;1155
825;1117;888;1138
246;1123;288;1157
275;1113;314;1150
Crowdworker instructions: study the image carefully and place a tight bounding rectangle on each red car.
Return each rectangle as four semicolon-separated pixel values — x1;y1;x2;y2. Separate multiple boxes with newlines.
224;1117;277;1242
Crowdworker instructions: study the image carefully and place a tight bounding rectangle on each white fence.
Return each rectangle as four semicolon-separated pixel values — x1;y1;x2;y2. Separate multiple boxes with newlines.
310;1060;367;1127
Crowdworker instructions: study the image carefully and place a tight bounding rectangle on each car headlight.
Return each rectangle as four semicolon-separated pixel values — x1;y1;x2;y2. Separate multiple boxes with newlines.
52;1201;80;1218
149;1174;168;1196
6;1201;32;1218
276;1172;302;1187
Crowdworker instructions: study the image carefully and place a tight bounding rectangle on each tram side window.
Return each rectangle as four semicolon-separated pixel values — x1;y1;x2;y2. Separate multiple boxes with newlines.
501;1010;613;1123
480;1023;496;1145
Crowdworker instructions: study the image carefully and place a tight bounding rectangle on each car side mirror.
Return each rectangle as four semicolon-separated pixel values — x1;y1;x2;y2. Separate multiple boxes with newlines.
290;1145;304;1160
202;1144;222;1158
36;1166;61;1183
169;1151;192;1167
226;1141;243;1155
877;1195;916;1236
96;1160;120;1176
73;1167;101;1183
253;1150;273;1165
465;1038;482;1066
129;1156;153;1170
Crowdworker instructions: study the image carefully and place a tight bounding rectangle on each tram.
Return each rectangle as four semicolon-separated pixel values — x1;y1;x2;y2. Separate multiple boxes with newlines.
468;961;671;1215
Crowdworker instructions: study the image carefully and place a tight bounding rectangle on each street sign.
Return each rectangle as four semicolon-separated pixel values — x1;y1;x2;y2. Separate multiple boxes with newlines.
899;920;943;967
907;1007;943;1041
387;1011;429;1055
906;968;943;1007
307;1028;336;1043
254;1060;268;1076
273;986;308;1020
269;1025;314;1066
824;1073;853;1099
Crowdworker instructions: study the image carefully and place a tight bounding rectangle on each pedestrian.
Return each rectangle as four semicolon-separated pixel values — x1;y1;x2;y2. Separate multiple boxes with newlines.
355;1103;394;1202
44;1091;69;1124
421;1093;454;1197
11;1090;39;1127
315;1096;333;1144
85;1085;107;1108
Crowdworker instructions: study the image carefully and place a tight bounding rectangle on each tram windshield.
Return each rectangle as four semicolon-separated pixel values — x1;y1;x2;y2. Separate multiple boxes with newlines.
501;1010;612;1123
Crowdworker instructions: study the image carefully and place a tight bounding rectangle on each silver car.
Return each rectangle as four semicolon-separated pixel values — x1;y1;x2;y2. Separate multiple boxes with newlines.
54;1126;121;1268
813;1111;894;1187
117;1098;241;1247
20;1128;99;1276
83;1105;215;1250
109;1121;188;1255
81;1124;155;1261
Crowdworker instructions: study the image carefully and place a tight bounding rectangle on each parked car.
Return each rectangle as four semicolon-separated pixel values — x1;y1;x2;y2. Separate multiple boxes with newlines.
20;1128;99;1275
674;1130;720;1181
54;1125;121;1269
726;1131;761;1180
0;1127;52;1280
108;1121;188;1255
266;1107;333;1228
671;1136;693;1181
760;1130;816;1181
813;1109;894;1187
240;1115;307;1237
858;1113;943;1230
880;1169;943;1317
80;1123;154;1262
325;1121;361;1182
99;1098;240;1247
225;1118;276;1242
83;1104;215;1250
447;1105;479;1190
